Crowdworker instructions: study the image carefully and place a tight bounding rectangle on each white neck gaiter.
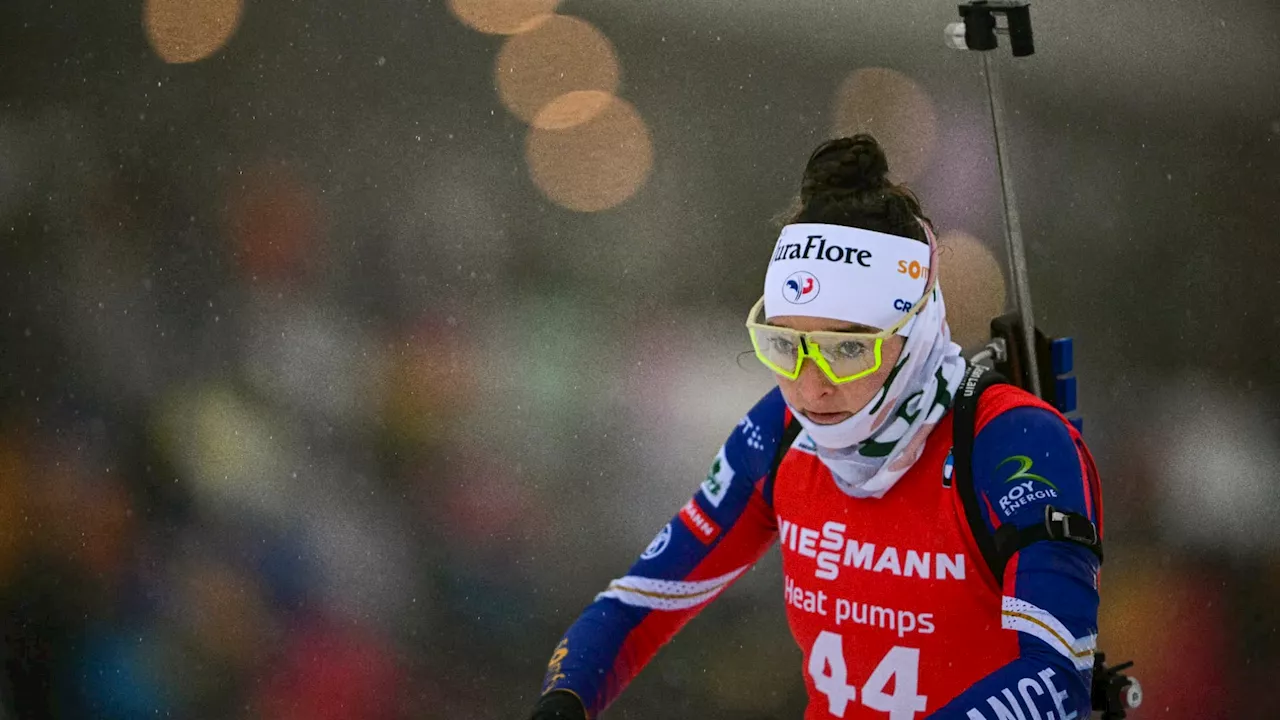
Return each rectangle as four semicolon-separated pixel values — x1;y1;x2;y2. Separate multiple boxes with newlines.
762;223;965;499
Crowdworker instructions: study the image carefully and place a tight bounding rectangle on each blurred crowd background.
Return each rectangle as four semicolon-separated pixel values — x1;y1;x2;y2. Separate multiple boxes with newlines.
1;0;1278;718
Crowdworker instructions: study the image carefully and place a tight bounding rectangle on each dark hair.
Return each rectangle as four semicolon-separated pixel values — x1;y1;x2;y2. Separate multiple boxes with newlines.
782;133;932;243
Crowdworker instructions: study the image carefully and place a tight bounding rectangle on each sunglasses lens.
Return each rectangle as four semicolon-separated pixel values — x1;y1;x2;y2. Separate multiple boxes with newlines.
749;326;803;377
812;334;881;382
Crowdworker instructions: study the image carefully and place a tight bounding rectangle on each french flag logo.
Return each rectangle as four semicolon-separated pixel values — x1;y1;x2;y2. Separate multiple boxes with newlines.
783;271;820;304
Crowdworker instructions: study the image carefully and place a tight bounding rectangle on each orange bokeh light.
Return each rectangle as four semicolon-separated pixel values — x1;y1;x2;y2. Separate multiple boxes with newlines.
144;0;244;64
530;90;616;131
496;15;620;128
446;0;560;35
832;68;939;183
937;230;1008;349
525;96;653;212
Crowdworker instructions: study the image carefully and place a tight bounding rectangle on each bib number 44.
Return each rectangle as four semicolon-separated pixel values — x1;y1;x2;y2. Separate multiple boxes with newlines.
809;632;928;719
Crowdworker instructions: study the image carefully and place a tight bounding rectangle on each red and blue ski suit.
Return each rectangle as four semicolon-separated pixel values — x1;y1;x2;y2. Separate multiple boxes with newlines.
542;383;1103;719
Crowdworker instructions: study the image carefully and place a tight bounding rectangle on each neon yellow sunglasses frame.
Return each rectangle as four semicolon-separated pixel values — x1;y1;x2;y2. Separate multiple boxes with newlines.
747;272;936;381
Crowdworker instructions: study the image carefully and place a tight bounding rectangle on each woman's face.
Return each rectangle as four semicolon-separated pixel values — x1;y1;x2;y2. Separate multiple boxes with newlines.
768;315;907;425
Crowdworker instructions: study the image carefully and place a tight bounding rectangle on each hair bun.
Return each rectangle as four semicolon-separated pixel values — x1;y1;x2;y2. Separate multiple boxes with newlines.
802;134;891;198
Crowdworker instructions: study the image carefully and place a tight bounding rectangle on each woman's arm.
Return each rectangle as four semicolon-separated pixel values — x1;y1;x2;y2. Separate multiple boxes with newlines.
531;389;792;719
931;404;1103;720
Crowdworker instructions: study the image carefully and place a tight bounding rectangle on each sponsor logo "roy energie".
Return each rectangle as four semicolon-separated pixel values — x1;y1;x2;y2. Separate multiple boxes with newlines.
995;455;1059;516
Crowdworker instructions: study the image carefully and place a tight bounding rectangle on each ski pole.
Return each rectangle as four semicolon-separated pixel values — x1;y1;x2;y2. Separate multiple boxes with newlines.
945;7;1144;717
945;0;1041;398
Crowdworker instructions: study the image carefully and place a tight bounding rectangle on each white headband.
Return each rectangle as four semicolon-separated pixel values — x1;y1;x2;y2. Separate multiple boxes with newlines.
763;223;932;332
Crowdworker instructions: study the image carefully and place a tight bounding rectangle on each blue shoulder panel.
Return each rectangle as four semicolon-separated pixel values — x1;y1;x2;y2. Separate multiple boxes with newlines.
935;405;1103;718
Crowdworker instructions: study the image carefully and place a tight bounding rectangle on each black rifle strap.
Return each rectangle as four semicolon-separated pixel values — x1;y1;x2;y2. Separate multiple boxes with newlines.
995;505;1104;566
952;363;1013;582
766;417;805;501
953;364;1104;583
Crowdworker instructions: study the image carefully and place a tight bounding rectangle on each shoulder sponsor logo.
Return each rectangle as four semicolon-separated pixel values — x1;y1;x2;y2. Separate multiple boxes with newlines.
640;523;672;560
998;455;1058;490
995;455;1059;516
778;516;966;582
737;415;765;451
679;499;721;544
700;448;735;507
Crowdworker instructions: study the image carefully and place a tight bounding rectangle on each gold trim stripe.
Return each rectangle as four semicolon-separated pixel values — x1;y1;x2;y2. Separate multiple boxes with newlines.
1003;610;1094;659
605;579;729;601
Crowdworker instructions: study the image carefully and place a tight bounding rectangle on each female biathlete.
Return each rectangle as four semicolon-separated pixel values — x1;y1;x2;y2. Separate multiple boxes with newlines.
529;135;1104;720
